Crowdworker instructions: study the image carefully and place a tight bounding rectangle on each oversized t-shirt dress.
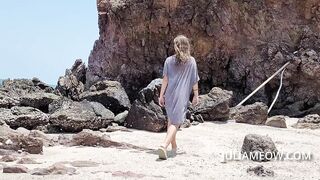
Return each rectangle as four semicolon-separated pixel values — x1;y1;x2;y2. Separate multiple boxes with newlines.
162;55;200;126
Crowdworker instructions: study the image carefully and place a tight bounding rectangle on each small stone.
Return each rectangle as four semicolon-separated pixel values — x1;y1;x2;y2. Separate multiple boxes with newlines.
247;165;274;177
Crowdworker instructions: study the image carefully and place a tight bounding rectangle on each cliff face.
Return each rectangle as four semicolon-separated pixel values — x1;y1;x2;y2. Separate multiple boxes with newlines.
87;0;320;117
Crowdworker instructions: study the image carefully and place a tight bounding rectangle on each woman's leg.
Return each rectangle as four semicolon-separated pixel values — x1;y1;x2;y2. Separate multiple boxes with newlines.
168;121;177;149
160;120;179;149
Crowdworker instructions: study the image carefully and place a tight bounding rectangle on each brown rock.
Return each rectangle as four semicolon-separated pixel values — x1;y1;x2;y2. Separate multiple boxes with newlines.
3;165;29;173
231;102;268;125
87;0;320;116
0;155;17;162
71;129;122;147
265;115;287;128
292;114;320;129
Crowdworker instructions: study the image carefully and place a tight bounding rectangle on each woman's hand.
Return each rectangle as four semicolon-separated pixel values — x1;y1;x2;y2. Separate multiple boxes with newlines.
159;95;165;107
192;95;199;106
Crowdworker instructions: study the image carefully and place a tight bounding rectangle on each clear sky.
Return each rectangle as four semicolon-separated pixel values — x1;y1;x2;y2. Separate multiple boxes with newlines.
0;1;98;85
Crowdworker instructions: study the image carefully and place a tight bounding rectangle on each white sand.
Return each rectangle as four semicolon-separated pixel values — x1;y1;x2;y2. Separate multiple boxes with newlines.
1;118;320;180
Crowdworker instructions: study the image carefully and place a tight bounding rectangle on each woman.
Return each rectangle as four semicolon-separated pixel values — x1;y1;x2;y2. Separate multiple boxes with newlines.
158;35;200;160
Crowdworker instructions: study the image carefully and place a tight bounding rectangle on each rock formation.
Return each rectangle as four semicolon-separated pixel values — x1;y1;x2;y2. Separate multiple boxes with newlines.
230;102;268;125
88;0;320;117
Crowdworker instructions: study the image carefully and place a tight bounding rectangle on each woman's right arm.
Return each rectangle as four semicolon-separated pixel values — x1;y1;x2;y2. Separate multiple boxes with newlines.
159;75;168;107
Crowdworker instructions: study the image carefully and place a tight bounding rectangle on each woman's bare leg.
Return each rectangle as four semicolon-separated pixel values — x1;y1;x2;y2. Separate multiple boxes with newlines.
168;121;177;149
160;120;178;149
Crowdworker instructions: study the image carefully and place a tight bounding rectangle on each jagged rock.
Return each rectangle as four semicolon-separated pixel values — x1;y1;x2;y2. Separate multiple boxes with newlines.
0;125;43;154
231;102;268;125
31;163;77;175
71;129;122;147
88;0;320;116
49;98;114;132
20;92;60;113
192;87;233;121
3;165;29;173
241;134;278;162
125;79;167;132
247;165;274;177
292;114;320;129
0;107;49;130
114;110;129;125
0;78;53;108
80;80;131;115
55;59;86;101
265;115;287;128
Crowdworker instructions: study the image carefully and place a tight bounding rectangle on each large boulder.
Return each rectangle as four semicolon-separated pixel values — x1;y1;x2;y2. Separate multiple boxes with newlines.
0;107;49;130
49;98;114;132
241;134;278;162
125;79;167;132
80;80;131;115
20;92;60;113
192;87;233;121
292;114;320;129
55;59;86;101
230;102;268;125
88;0;320;116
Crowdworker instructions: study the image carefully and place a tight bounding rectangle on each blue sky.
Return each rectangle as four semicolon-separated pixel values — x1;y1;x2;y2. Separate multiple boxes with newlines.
0;1;98;85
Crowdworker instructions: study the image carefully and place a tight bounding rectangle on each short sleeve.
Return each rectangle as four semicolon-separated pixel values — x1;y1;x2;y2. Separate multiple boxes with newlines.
191;60;200;86
162;59;168;77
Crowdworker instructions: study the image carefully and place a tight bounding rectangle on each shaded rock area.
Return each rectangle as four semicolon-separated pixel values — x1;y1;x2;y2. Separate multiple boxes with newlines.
266;115;287;128
49;98;114;132
192;87;233;121
55;59;86;101
0;107;49;130
20;92;60;113
247;165;275;177
292;114;320;129
80;80;131;115
230;102;268;125
125;79;167;132
88;0;320;117
241;134;278;162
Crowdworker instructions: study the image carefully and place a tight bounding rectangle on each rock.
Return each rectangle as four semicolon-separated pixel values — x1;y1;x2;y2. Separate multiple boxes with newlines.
31;163;77;175
80;80;131;114
0;106;49;130
15;127;30;135
247;165;275;177
29;130;53;147
266;115;287;128
70;160;99;168
114;110;129;125
71;129;122;147
104;123;128;132
292;114;320;129
20;92;60;113
192;87;233;121
49;98;114;132
0;125;43;154
0;89;20;108
125;79;167;132
55;59;86;101
3;165;29;173
231;102;268;125
87;0;320;116
0;155;17;162
17;157;40;164
180;119;191;128
3;78;54;94
241;134;278;162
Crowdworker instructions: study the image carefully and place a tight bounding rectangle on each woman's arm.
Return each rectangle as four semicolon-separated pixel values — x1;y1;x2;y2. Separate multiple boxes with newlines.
159;75;168;107
192;82;199;106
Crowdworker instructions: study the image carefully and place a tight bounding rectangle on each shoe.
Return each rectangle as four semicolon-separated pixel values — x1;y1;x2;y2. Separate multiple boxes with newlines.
158;146;167;160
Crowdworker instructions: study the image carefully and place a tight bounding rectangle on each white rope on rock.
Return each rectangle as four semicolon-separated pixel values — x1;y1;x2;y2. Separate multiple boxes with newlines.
268;67;286;114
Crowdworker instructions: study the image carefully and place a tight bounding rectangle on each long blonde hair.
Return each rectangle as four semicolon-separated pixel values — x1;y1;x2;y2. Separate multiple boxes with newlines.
174;35;191;63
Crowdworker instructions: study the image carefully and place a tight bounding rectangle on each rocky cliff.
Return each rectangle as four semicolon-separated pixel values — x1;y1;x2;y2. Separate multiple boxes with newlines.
87;0;320;117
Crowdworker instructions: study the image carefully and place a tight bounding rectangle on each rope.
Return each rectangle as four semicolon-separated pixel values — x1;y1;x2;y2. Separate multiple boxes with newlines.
268;68;286;114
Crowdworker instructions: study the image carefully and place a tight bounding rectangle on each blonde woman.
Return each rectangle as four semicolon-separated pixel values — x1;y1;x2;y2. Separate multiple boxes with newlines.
158;35;200;160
